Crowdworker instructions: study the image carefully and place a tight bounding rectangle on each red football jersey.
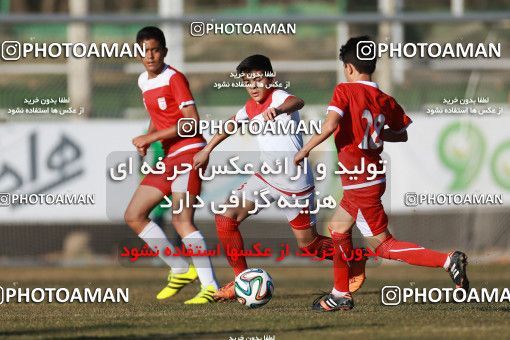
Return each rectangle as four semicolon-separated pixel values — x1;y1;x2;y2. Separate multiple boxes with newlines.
138;64;206;156
328;81;412;190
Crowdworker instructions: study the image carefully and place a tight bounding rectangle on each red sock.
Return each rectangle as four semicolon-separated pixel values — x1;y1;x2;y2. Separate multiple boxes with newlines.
215;215;247;276
299;236;366;262
330;228;352;293
299;235;334;260
375;235;448;268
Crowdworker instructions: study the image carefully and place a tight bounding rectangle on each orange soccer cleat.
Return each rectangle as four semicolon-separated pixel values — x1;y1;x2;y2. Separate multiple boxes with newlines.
213;281;236;301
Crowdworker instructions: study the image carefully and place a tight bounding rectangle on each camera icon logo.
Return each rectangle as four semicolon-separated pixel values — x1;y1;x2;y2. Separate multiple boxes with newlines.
177;118;198;137
356;40;376;61
190;22;206;37
1;41;21;61
404;192;419;207
0;193;11;207
381;286;402;306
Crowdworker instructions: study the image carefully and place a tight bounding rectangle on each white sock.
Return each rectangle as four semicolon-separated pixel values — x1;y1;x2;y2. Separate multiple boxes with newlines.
182;230;219;289
443;253;452;270
331;288;349;298
138;221;189;274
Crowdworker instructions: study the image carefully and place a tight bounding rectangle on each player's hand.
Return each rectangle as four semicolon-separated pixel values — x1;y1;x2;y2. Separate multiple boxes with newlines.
193;149;210;169
132;134;152;149
262;107;281;121
294;149;309;166
136;146;148;157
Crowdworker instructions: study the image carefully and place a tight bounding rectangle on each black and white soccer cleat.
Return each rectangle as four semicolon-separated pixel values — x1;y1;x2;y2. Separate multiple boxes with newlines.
312;292;354;312
447;251;469;290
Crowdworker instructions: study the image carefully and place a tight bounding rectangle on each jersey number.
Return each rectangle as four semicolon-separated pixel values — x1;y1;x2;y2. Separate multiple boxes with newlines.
358;109;385;150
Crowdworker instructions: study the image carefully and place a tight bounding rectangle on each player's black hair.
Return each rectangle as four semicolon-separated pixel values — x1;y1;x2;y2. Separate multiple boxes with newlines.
339;35;377;74
236;54;274;76
136;26;166;48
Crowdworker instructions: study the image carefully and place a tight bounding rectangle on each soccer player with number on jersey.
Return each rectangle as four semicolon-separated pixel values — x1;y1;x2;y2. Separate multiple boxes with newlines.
124;26;219;304
294;36;469;311
192;54;367;301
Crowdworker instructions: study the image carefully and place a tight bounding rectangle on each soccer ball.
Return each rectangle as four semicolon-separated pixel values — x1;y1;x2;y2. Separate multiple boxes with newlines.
234;268;274;308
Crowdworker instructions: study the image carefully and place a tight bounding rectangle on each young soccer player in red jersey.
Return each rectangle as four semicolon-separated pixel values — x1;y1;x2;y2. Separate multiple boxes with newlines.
124;26;218;304
295;36;469;311
192;55;367;301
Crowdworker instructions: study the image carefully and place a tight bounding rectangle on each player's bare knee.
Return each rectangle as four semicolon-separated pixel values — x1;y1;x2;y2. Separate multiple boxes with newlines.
172;215;196;235
124;209;145;231
123;207;136;226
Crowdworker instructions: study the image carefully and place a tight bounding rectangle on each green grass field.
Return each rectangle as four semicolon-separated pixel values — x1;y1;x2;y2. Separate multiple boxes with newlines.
0;264;509;339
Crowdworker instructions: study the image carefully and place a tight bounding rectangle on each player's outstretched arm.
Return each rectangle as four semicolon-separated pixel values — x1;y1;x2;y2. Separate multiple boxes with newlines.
380;128;408;142
193;116;241;169
282;95;305;112
294;110;341;165
262;96;305;121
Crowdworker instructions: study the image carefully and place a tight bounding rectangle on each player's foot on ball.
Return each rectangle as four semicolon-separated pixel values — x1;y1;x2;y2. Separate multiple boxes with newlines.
348;249;367;293
184;285;217;304
213;281;236;301
447;251;469;290
157;264;198;300
312;292;354;312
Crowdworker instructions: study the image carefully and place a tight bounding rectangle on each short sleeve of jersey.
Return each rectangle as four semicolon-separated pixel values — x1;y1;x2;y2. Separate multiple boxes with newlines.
270;90;293;109
235;106;249;121
327;84;349;117
137;72;147;91
386;99;412;133
169;72;195;110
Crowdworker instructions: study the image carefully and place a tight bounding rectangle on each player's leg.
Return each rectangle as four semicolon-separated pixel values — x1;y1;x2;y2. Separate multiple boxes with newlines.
286;192;366;293
292;224;331;257
214;177;266;301
166;155;219;304
213;204;258;301
124;184;192;300
365;228;449;267
366;229;468;289
356;183;469;290
216;202;255;271
170;191;219;304
215;177;266;276
286;195;328;255
312;204;356;311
